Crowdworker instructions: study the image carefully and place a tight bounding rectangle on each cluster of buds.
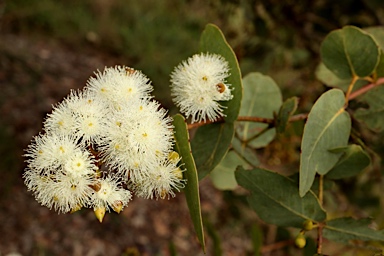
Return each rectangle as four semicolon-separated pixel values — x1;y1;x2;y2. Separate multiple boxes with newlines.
24;66;185;222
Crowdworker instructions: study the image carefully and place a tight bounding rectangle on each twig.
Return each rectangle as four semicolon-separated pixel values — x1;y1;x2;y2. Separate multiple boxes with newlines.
186;76;384;130
345;75;359;106
237;116;274;124
348;77;384;100
186;113;308;130
187;119;218;129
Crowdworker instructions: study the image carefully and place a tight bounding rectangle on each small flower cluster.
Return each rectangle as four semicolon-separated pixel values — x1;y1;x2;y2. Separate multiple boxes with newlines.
170;53;232;123
24;66;185;221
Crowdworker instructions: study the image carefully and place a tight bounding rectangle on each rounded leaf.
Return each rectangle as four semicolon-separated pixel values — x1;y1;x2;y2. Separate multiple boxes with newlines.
321;26;380;79
236;72;282;148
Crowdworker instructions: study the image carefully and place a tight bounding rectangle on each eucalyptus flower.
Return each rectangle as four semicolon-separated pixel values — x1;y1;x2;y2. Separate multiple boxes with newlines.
170;52;232;123
85;66;153;109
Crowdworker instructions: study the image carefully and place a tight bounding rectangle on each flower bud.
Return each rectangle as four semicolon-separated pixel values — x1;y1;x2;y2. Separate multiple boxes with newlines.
94;207;106;223
303;220;314;231
160;189;167;199
112;201;123;214
295;233;306;248
70;204;82;213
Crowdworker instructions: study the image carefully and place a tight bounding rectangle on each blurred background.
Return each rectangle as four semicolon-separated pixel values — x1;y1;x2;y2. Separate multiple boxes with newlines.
1;0;384;255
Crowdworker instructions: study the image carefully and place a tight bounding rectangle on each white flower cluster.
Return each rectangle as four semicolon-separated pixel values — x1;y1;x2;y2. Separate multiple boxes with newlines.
170;53;232;123
24;66;185;221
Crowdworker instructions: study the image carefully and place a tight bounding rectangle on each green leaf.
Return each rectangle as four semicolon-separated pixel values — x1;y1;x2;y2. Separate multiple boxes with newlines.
300;89;351;197
210;150;250;190
326;144;371;180
236;72;282;148
315;62;369;91
354;85;384;132
191;122;234;180
289;173;334;195
324;217;384;243
236;167;326;228
275;97;299;134
375;51;384;78
172;114;205;251
365;26;384;77
200;23;242;123
231;137;260;168
316;62;350;90
365;26;384;51
321;26;380;79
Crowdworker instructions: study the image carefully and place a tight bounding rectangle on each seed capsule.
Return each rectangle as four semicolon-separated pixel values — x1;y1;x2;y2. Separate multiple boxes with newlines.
125;67;135;75
216;83;226;93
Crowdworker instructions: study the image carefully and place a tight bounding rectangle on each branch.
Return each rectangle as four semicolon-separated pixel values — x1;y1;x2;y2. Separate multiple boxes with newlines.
237;116;274;124
186;76;384;130
187;113;308;130
348;77;384;100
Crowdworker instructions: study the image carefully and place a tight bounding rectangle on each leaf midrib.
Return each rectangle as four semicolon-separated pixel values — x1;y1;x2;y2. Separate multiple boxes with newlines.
304;107;345;171
241;171;323;222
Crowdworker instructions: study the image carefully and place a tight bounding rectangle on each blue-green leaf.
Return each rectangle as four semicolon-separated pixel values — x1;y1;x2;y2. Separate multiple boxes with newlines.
300;89;351;197
236;72;282;148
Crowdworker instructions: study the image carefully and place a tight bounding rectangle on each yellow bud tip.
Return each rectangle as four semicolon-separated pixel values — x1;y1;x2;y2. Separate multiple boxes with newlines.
160;189;167;199
112;201;123;214
70;205;82;213
295;234;306;248
303;220;314;231
94;207;106;223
